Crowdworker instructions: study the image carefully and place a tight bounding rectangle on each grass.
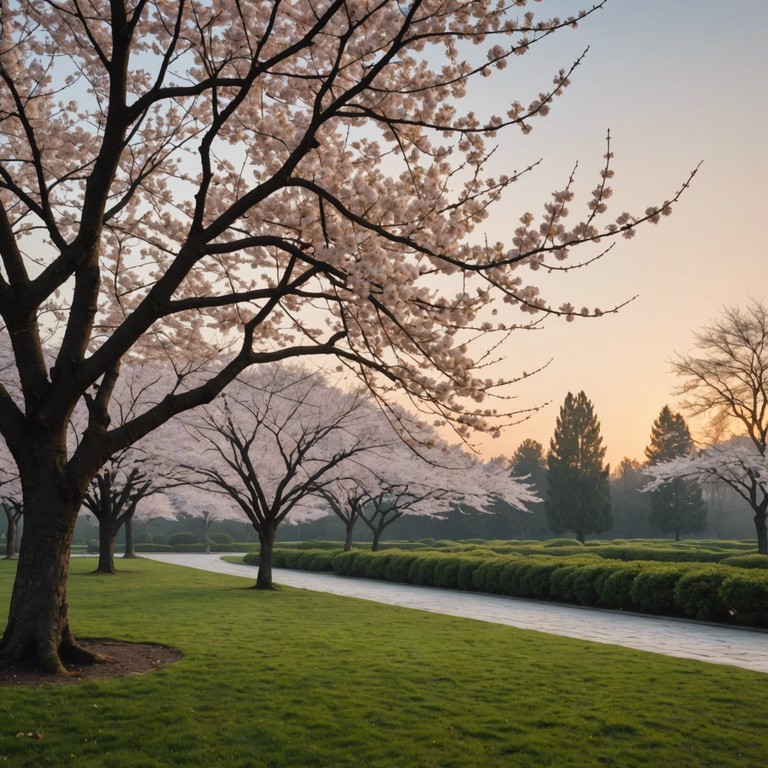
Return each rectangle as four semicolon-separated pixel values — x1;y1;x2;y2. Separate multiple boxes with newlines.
0;558;766;768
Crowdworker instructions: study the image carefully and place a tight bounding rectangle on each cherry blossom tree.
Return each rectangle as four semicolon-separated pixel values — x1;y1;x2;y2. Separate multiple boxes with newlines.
318;437;536;550
0;1;694;672
179;367;382;587
661;302;768;554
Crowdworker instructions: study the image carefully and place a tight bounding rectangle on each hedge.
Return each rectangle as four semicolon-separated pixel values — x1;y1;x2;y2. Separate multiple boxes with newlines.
250;546;768;628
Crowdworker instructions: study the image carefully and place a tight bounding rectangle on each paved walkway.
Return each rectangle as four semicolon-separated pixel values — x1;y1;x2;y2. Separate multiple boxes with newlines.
144;553;768;675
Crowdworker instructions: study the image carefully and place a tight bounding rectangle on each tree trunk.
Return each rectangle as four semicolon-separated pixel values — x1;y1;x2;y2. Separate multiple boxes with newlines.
371;527;383;552
755;511;768;555
123;516;136;559
4;516;18;560
344;520;354;552
96;514;117;574
255;527;277;589
674;530;681;542
0;482;97;674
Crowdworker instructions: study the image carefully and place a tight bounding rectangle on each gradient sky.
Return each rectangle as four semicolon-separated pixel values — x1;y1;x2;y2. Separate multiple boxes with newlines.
463;0;768;467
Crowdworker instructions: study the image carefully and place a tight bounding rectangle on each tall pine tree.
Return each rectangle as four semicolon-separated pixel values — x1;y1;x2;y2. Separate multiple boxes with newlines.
547;392;612;543
644;406;706;540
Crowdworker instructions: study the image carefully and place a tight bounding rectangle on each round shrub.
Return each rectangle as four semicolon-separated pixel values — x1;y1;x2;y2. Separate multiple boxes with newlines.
432;556;461;589
599;564;643;611
569;562;614;607
471;560;507;594
133;532;153;545
87;539;99;554
719;572;768;627
210;532;234;545
168;531;198;546
152;533;168;545
385;553;419;583
243;552;260;566
629;567;683;615
543;538;583;548
410;555;441;586
673;568;730;622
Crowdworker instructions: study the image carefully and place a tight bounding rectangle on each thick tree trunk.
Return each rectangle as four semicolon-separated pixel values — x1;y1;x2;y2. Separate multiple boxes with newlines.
123;516;136;559
0;482;98;674
255;527;276;590
96;514;117;574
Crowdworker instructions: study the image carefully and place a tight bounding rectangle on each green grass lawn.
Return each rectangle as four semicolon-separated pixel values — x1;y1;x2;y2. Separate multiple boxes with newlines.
0;558;766;768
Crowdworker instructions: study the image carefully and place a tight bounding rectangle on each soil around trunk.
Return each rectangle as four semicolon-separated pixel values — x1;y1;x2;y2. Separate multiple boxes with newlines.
0;639;182;687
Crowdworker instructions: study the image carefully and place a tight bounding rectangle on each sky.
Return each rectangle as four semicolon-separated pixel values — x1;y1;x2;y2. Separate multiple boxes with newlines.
462;0;768;467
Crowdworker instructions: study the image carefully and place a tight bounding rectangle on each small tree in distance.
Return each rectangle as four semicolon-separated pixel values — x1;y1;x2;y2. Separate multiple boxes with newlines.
666;301;768;553
644;406;705;541
508;439;550;539
547;391;612;543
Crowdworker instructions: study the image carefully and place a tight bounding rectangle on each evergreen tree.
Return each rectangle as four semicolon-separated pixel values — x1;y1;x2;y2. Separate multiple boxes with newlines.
547;392;613;543
509;439;550;539
610;458;655;538
644;406;706;540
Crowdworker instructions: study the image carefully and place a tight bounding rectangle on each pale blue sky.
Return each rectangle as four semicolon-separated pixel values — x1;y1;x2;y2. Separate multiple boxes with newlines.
466;0;768;465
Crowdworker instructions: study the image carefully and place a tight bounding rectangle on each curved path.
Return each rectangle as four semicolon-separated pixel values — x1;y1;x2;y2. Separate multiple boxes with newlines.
144;553;768;674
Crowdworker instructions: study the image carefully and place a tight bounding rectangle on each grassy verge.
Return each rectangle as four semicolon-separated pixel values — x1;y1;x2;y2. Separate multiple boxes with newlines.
0;557;766;767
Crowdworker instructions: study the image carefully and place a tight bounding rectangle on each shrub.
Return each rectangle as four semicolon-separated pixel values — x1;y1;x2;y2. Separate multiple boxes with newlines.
168;532;198;546
243;552;259;566
410;555;442;586
673;568;730;622
570;562;615;607
719;572;768;627
721;554;768;569
432;556;461;589
332;551;360;576
384;552;419;583
87;539;99;553
152;533;168;545
471;560;507;594
133;532;153;545
543;538;583;548
173;543;204;552
628;567;681;615
548;563;582;603
134;543;174;552
210;532;234;545
598;564;643;611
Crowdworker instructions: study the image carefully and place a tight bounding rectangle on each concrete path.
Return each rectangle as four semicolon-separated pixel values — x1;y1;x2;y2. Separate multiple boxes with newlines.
144;553;768;675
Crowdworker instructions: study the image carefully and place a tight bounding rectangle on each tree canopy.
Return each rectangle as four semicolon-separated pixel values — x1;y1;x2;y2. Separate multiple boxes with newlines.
0;0;692;672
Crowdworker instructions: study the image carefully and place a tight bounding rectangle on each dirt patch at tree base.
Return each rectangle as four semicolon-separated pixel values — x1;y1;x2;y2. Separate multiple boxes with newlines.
0;639;182;687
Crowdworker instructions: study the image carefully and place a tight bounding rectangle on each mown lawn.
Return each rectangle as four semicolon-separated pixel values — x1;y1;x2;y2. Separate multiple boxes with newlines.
0;557;766;767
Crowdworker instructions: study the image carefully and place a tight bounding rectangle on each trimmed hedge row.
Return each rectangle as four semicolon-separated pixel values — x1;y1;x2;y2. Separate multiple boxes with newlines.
261;548;768;628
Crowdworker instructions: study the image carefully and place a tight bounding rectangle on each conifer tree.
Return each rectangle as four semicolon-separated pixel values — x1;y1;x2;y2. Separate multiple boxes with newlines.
546;392;612;543
644;406;706;540
509;439;550;538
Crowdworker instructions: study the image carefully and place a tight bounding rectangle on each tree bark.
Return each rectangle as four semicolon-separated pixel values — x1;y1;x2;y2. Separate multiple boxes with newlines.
123;516;136;559
755;511;767;556
343;520;354;552
96;514;117;574
371;527;383;552
0;481;98;674
255;526;277;589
